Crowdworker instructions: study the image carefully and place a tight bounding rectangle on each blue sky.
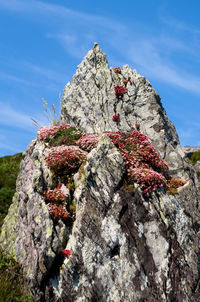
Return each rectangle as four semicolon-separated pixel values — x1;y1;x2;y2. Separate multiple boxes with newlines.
1;0;200;156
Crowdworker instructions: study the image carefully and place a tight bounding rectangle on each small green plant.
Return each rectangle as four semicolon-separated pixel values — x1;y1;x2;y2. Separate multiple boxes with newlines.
196;171;200;180
189;150;200;165
48;127;82;146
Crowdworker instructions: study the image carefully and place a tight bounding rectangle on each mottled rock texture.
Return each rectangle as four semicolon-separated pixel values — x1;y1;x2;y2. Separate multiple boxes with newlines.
60;43;186;177
1;43;200;302
182;146;200;175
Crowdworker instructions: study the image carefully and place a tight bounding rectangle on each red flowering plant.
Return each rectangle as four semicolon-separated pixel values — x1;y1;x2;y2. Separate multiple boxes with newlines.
167;177;185;189
76;130;170;195
44;184;69;203
114;84;127;99
76;134;99;151
61;248;72;258
114;67;121;73
45;145;87;171
47;203;70;221
166;177;186;194
112;113;120;122
105;130;168;173
123;79;128;86
127;167;166;195
38;125;72;142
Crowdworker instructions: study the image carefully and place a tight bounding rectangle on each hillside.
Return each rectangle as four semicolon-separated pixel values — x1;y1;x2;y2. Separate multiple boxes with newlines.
0;153;23;226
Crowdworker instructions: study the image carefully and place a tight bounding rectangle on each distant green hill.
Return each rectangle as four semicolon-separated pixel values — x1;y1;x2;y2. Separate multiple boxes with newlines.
0;152;33;301
0;153;23;227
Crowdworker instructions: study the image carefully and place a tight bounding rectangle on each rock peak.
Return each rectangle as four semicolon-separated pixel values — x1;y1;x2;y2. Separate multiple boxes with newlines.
61;44;185;176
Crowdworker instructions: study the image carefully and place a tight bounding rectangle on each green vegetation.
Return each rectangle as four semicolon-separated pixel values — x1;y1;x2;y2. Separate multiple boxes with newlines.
0;153;33;301
48;127;82;147
189;150;200;165
0;248;33;302
0;153;23;227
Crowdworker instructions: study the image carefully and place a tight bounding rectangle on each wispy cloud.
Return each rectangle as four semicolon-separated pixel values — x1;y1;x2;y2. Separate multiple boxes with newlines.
0;140;22;155
159;14;200;35
1;0;200;97
0;71;33;86
120;35;200;95
0;0;125;31
23;62;67;84
0;102;35;131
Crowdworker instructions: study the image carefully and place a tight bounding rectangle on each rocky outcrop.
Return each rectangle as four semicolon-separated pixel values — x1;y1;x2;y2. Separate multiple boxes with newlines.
56;135;200;302
60;43;186;177
1;43;200;301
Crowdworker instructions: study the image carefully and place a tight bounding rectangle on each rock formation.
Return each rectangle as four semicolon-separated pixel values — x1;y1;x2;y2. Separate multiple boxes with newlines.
1;43;200;302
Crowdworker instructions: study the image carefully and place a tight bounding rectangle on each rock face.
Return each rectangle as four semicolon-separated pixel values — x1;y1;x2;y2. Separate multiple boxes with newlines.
60;43;186;177
182;146;200;175
1;43;200;301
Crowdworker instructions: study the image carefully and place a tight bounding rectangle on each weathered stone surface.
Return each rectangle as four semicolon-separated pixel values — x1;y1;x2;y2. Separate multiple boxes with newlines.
60;43;185;177
182;146;200;175
1;43;200;302
52;136;199;302
0;140;71;300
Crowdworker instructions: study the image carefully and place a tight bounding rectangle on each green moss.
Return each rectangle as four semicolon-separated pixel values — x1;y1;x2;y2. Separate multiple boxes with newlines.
69;199;76;213
48;127;82;147
189;150;200;165
46;225;52;236
122;180;135;192
74;161;88;187
166;187;178;195
160;211;169;228
197;171;200;180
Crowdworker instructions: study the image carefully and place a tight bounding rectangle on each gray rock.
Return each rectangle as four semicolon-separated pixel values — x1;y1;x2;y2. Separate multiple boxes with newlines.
0;140;71;299
1;43;200;301
60;43;186;177
53;136;199;301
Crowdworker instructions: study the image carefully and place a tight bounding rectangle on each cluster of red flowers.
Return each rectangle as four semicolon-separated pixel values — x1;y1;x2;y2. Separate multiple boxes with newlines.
114;84;127;99
112;113;120;122
127;167;166;195
76;134;99;151
61;248;72;258
44;184;68;202
105;130;168;173
38;123;185;198
47;203;70;221
167;177;186;189
45;145;87;170
75;130;170;194
38;125;72;141
114;67;121;73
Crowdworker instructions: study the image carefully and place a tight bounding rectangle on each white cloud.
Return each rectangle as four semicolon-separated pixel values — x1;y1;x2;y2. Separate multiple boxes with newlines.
121;37;200;95
1;0;200;97
0;102;35;131
23;62;67;84
0;71;33;86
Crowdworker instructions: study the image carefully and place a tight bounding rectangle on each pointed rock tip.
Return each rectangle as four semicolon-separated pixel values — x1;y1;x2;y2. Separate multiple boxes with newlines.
93;42;103;53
